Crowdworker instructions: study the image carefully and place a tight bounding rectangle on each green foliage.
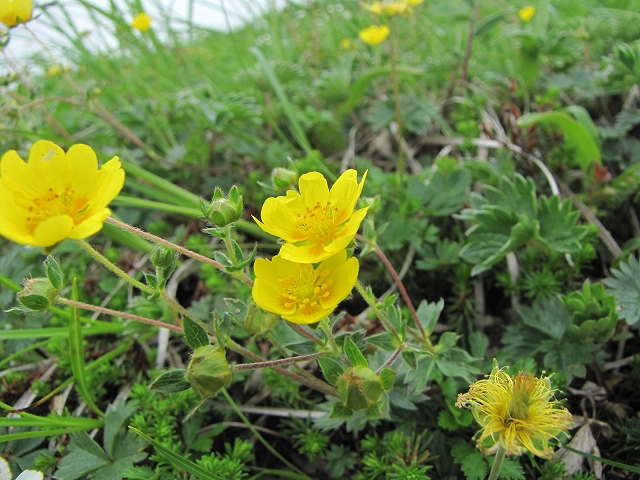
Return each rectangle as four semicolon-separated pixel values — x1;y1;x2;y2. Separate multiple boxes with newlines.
561;280;619;344
605;256;640;324
459;174;588;275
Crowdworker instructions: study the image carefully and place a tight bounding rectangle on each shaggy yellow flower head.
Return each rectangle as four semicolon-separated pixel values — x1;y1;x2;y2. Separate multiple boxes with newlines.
361;1;410;16
252;251;359;324
0;0;32;27
359;25;390;45
254;169;368;264
0;141;125;247
456;362;573;458
131;12;152;32
518;6;536;22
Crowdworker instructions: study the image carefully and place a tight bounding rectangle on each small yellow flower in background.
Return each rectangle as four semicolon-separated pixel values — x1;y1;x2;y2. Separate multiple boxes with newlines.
252;250;359;324
361;1;412;16
518;5;536;22
0;141;125;247
405;0;424;5
340;38;354;50
0;0;33;27
359;24;390;46
46;64;61;77
131;12;152;32
254;169;368;264
456;361;573;458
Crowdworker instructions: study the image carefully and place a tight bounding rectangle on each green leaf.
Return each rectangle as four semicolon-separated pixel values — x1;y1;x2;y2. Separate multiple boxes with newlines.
492;456;525;479
516;297;570;340
347;65;423;110
536;196;587;253
69;279;104;418
517;111;601;170
103;400;137;458
366;332;397;352
17;294;50;311
44;256;64;290
379;368;396;391
54;431;110;480
182;316;210;350
317;357;344;386
330;402;353;419
149;369;192;393
129;427;224;480
415;299;444;335
605;256;640;324
344;338;368;367
460;450;487;480
401;350;418;370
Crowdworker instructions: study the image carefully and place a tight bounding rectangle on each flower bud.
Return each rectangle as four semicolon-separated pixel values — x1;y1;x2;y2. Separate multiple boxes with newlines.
186;345;232;398
203;186;243;227
336;365;383;411
359;195;381;214
271;168;298;192
244;306;278;335
150;245;177;270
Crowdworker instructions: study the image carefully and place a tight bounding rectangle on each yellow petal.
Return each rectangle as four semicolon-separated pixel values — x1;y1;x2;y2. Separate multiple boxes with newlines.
282;305;335;324
33;214;73;247
329;170;367;225
320;254;359;308
255;198;306;243
69;208;111;239
298;172;330;207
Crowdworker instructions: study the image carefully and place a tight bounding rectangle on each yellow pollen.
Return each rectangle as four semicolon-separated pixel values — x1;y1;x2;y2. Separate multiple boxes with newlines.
278;267;333;313
23;186;90;233
294;201;339;244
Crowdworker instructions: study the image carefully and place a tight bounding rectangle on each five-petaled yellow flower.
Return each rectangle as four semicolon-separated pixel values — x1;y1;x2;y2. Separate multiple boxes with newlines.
131;12;152;32
359;25;390;46
0;0;33;27
0;141;125;247
361;1;410;16
254;169;368;264
252;251;359;324
456;362;573;458
518;6;536;22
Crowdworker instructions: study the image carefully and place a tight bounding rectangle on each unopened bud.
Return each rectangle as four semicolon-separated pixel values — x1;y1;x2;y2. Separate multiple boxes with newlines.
336;365;383;410
202;186;243;227
245;307;278;335
17;277;59;311
271;168;298;192
150;245;177;270
359;195;381;214
186;345;232;398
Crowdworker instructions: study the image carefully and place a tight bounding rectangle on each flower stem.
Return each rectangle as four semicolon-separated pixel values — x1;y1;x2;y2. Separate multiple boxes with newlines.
356;234;425;339
488;444;507;480
376;345;404;374
74;239;155;295
225;339;338;398
55;298;183;332
319;318;340;355
234;352;327;371
158;290;216;337
288;323;326;347
388;18;405;184
106;217;253;286
354;281;402;343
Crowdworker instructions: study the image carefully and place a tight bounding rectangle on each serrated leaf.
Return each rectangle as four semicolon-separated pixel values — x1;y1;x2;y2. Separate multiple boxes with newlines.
605;256;640;324
492;456;525;480
330;401;353;419
44;256;64;290
366;332;397;352
54;432;110;479
317;357;344;385
379;368;396;391
536;196;587;253
516;297;570;340
461;451;488;480
416;299;444;335
103;400;137;458
517;111;601;170
149;369;191;393
182;316;210;349
344;338;367;367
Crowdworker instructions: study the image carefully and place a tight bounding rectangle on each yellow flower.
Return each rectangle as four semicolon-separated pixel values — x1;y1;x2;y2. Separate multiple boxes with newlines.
254;169;368;264
252;251;359;324
359;25;390;46
0;141;125;247
456;362;573;458
405;0;424;4
131;12;152;32
361;1;410;16
340;38;354;50
518;6;536;22
0;0;33;27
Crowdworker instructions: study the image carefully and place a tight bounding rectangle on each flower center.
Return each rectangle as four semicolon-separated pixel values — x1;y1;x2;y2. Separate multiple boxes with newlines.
295;201;341;244
24;186;89;232
278;266;332;314
507;372;536;420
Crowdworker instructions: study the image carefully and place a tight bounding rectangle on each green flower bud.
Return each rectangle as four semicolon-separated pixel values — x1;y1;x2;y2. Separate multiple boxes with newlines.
336;365;383;411
203;186;243;228
186;345;232;398
271;168;298;192
150;245;177;270
244;306;278;335
359;195;381;214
